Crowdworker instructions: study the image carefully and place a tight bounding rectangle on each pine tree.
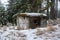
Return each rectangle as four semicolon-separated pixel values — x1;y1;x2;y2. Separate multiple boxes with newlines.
0;0;7;25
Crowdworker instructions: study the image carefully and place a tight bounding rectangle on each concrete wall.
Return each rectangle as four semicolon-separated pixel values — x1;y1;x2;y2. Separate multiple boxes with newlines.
17;16;29;30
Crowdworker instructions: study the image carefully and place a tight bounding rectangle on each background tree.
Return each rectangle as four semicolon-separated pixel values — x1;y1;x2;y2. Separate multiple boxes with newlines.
46;0;49;19
50;0;58;20
54;0;58;19
0;1;7;25
7;0;21;24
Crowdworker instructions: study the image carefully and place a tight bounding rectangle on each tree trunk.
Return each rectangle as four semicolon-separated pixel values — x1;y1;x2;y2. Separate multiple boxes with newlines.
50;0;57;20
54;0;58;18
47;0;49;20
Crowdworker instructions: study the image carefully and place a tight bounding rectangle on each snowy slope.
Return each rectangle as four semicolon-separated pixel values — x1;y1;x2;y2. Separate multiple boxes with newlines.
0;25;60;40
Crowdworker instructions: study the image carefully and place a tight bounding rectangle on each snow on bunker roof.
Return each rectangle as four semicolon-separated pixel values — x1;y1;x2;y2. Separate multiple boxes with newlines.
20;13;47;16
13;13;47;17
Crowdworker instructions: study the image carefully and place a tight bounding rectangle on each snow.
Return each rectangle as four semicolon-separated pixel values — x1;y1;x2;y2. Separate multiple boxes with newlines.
20;13;47;16
0;24;60;40
13;13;47;18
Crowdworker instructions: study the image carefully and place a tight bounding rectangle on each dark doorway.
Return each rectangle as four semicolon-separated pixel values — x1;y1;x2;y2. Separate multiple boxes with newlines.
30;17;40;29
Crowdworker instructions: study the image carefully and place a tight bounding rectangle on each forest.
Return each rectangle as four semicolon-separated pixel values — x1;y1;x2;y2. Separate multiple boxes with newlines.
0;0;58;25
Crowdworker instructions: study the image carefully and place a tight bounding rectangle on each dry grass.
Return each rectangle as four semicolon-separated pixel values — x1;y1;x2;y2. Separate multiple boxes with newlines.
2;26;7;31
47;24;55;31
36;28;44;36
57;20;60;24
47;19;57;25
15;32;26;40
19;37;26;40
47;19;53;24
14;32;26;37
15;26;29;30
58;24;60;27
14;26;20;30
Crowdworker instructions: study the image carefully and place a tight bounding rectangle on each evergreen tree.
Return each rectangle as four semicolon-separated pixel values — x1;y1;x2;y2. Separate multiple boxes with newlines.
0;0;7;25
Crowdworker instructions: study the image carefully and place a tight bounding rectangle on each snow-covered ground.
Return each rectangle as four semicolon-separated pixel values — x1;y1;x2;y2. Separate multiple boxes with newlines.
0;24;60;40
